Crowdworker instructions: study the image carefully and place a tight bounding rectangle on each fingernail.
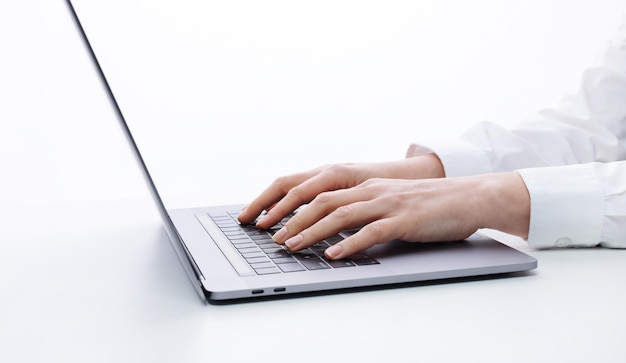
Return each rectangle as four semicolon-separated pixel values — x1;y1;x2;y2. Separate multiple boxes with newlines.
325;245;343;259
237;213;247;224
284;234;303;250
237;205;250;223
273;227;287;243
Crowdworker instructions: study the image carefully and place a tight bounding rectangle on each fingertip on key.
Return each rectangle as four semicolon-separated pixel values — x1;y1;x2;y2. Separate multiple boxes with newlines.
325;244;343;259
272;227;288;243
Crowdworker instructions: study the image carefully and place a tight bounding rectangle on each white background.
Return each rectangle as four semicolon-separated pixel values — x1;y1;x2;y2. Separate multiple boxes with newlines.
2;1;626;362
2;0;624;208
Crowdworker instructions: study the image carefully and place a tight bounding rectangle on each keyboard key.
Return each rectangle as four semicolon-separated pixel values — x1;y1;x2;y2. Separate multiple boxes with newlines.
310;245;329;256
233;242;257;250
245;256;272;264
293;251;319;261
324;235;344;245
260;246;285;254
327;259;356;268
215;221;238;228
267;250;292;259
354;259;380;266
252;238;275;245
301;259;330;270
254;267;281;275
237;247;261;255
271;257;297;264
230;238;254;245
351;254;380;265
278;263;306;273
267;228;281;236
241;251;266;259
250;261;275;270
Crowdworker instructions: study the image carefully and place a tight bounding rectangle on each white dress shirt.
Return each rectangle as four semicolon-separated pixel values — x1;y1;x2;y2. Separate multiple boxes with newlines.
407;19;626;249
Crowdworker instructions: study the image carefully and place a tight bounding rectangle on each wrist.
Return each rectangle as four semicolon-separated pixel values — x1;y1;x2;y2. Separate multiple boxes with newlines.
475;172;530;239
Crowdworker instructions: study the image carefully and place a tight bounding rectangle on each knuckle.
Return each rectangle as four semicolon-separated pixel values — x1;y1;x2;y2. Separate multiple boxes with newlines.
312;191;334;205
286;212;302;229
358;178;375;188
272;175;291;193
325;163;350;176
359;178;382;191
272;175;288;187
358;180;385;198
286;185;307;203
322;164;355;186
362;222;387;241
333;205;353;220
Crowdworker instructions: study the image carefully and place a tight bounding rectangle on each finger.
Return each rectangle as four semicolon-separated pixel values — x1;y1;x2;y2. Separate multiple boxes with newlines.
255;172;346;229
325;218;398;260
282;198;383;252
237;170;315;225
273;188;366;244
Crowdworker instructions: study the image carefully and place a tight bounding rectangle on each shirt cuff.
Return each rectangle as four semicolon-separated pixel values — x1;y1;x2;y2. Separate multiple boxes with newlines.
517;163;604;249
406;140;494;177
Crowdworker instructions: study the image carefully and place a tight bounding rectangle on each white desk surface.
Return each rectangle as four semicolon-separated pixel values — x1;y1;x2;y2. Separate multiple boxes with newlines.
2;1;626;362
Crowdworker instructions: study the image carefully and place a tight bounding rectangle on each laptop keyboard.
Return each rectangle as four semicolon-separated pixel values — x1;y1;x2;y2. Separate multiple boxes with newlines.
208;211;379;276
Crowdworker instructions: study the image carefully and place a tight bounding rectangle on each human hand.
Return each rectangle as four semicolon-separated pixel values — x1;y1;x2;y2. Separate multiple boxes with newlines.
270;172;530;260
237;154;445;229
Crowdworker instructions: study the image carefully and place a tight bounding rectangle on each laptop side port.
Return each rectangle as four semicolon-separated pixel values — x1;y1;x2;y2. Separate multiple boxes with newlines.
273;287;286;293
251;290;264;295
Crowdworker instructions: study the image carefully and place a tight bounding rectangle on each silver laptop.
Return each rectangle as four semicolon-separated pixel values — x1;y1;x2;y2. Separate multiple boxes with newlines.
67;0;537;303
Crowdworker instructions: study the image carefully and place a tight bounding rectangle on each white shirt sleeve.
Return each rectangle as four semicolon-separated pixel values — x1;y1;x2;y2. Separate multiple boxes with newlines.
407;19;626;249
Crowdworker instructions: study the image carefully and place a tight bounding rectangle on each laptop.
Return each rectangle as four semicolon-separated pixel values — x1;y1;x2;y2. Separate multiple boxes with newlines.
67;0;537;303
